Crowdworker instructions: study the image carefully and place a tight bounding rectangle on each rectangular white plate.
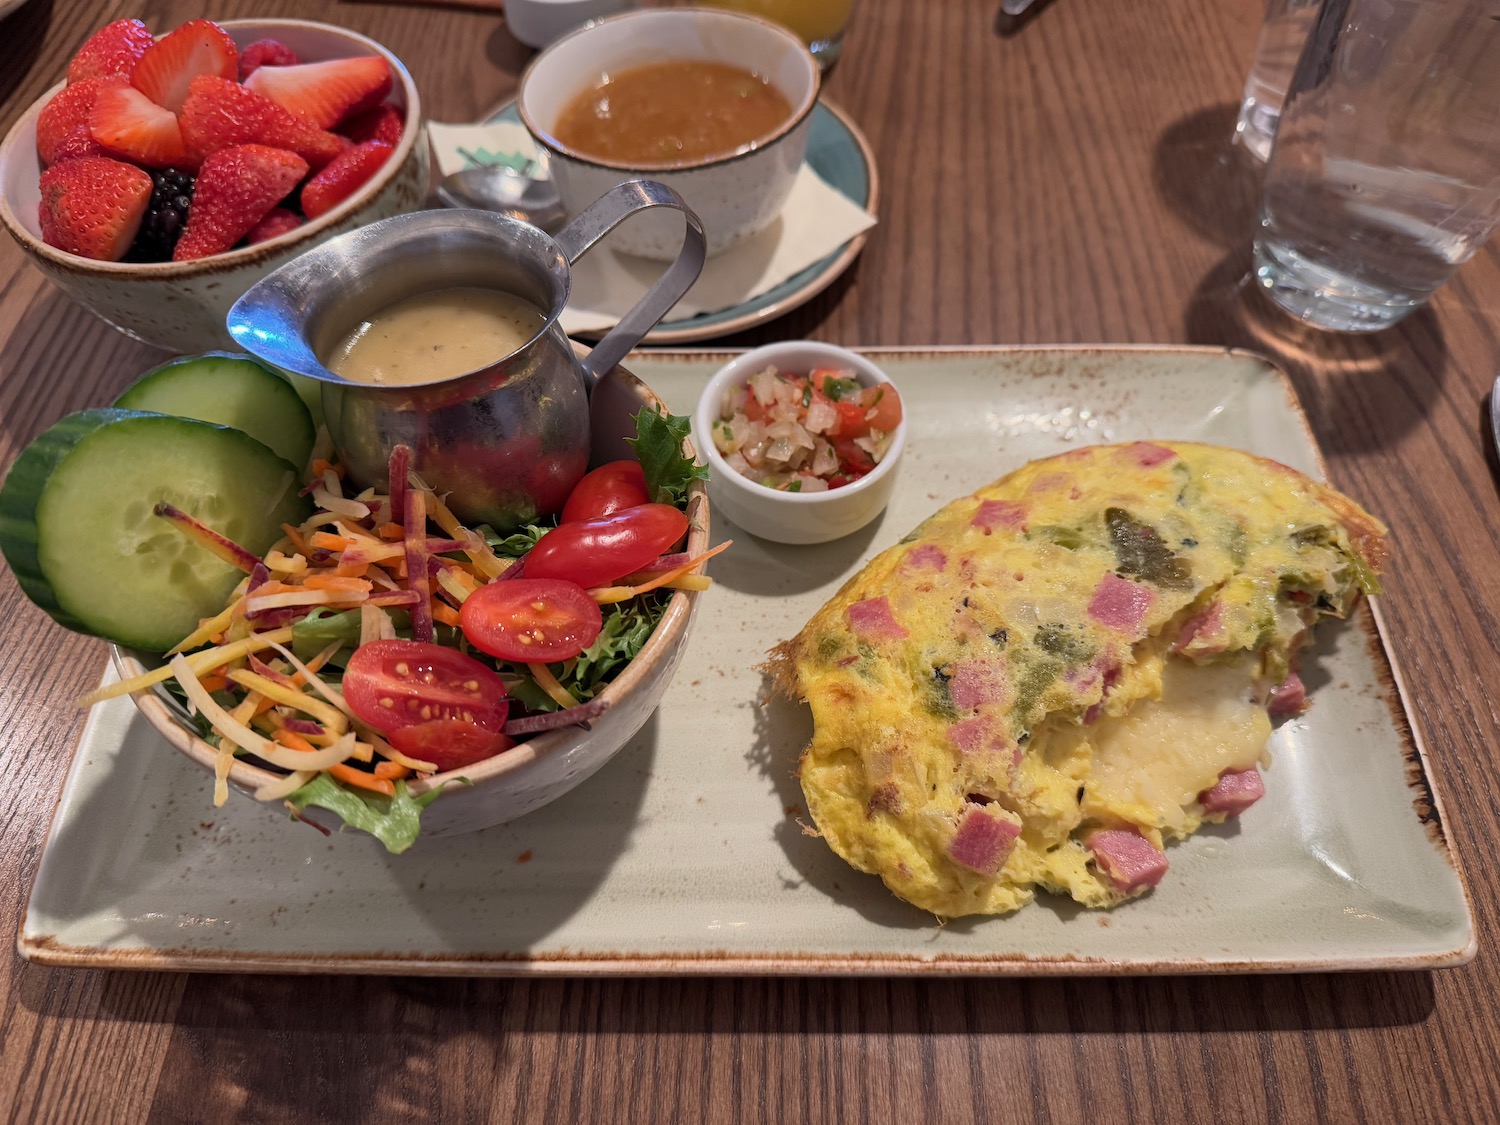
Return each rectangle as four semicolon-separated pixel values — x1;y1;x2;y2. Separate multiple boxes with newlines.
21;347;1475;975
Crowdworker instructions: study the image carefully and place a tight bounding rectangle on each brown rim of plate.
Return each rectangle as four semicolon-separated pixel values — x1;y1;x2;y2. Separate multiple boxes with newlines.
0;19;423;276
516;8;820;175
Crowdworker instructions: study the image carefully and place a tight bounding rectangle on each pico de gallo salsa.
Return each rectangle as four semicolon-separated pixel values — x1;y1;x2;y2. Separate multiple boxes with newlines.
711;365;903;493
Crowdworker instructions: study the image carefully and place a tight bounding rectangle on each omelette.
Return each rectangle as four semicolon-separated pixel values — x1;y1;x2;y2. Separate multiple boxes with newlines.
768;441;1388;918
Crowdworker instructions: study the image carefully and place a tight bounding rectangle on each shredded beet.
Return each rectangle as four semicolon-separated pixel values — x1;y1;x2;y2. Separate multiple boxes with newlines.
403;487;434;644
248;653;296;686
280;717;324;736
502;697;610;736
388;445;410;527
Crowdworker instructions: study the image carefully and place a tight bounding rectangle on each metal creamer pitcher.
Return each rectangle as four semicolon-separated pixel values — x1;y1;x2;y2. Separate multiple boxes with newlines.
226;180;705;530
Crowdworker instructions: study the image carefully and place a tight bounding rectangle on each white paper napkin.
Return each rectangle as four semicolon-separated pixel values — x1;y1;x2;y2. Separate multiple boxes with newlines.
426;119;877;334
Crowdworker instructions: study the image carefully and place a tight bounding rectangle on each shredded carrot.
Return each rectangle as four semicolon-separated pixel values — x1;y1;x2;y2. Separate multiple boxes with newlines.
528;661;579;708
431;601;462;627
198;673;228;693
377;522;406;540
311;531;358;551
303;574;374;593
333;562;371;579
310;458;343;478
281;522;308;553
330;763;396;796
591;540;732;604
273;728;319;753
373;761;411;780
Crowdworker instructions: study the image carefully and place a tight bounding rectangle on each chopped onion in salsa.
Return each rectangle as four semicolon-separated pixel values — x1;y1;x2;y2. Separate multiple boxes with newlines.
712;366;903;492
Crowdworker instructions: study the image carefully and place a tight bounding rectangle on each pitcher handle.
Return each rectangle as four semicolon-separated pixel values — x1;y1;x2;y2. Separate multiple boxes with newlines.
552;179;707;386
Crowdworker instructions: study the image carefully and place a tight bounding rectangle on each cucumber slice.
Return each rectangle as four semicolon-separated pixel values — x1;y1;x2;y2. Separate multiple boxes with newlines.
0;409;311;652
275;369;326;434
114;351;316;471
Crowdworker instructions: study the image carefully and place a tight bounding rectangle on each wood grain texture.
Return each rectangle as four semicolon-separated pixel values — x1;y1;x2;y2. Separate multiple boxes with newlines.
2;0;1500;1121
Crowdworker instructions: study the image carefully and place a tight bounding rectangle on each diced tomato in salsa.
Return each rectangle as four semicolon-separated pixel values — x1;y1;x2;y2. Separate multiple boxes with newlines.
713;365;902;493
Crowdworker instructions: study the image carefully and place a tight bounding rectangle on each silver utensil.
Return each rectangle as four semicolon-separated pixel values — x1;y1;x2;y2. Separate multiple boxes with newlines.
436;165;567;232
1491;372;1500;458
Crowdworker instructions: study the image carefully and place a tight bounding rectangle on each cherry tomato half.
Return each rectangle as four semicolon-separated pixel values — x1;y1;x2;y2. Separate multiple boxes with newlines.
561;460;650;523
524;503;689;589
388;719;515;772
460;578;604;663
343;640;510;735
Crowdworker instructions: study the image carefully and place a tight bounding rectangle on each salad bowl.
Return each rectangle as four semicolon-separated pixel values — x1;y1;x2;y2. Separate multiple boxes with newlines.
112;359;709;839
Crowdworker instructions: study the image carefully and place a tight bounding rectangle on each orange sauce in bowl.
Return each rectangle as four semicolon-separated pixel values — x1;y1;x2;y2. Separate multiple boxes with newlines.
551;60;794;167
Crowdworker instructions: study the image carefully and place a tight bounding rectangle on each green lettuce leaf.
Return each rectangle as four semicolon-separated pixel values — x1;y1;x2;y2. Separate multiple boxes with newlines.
628;407;707;506
285;775;457;854
482;523;550;559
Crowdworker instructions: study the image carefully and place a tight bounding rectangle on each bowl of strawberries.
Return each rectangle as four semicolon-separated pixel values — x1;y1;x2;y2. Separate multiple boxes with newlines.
0;18;428;354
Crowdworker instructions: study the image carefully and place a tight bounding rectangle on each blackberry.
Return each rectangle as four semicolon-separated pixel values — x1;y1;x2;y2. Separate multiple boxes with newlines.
126;168;195;263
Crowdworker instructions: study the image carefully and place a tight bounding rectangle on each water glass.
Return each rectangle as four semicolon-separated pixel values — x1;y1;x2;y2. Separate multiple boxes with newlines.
1253;0;1500;332
1234;0;1320;162
697;0;854;70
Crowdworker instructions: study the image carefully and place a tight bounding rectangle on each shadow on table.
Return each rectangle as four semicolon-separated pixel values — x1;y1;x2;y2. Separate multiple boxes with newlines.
1152;102;1264;250
1182;247;1449;459
1153;101;1455;462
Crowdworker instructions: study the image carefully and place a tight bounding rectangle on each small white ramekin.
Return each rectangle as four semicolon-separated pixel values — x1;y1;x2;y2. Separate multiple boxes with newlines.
693;341;906;545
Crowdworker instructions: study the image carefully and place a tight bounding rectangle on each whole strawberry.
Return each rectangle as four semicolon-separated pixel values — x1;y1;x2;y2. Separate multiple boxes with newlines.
38;156;152;261
66;19;155;84
35;77;114;166
172;144;308;261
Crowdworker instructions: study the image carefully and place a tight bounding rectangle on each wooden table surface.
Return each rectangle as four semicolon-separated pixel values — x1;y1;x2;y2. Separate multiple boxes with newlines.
3;0;1499;1120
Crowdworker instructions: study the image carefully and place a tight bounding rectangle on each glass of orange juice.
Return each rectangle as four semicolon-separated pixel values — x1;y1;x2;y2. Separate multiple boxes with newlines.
699;0;854;70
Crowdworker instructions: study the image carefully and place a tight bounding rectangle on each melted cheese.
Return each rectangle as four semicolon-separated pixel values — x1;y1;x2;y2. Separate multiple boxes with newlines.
1074;654;1270;836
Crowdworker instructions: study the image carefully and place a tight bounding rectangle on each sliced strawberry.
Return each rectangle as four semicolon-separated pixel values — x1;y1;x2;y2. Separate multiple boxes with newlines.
88;82;189;168
300;140;392;219
131;19;238;114
179;75;345;168
340;104;403;147
238;39;302;80
67;19;155;84
245;206;304;245
173;144;307;261
36;77;116;165
37;156;152;261
243;57;392;130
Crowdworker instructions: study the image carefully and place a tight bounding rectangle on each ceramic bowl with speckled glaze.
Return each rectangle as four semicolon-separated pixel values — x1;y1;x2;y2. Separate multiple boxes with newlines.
113;358;710;839
517;8;819;260
0;20;429;354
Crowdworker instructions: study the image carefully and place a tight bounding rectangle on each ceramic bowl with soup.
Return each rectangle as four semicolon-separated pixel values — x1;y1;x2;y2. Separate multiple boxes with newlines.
518;7;819;259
